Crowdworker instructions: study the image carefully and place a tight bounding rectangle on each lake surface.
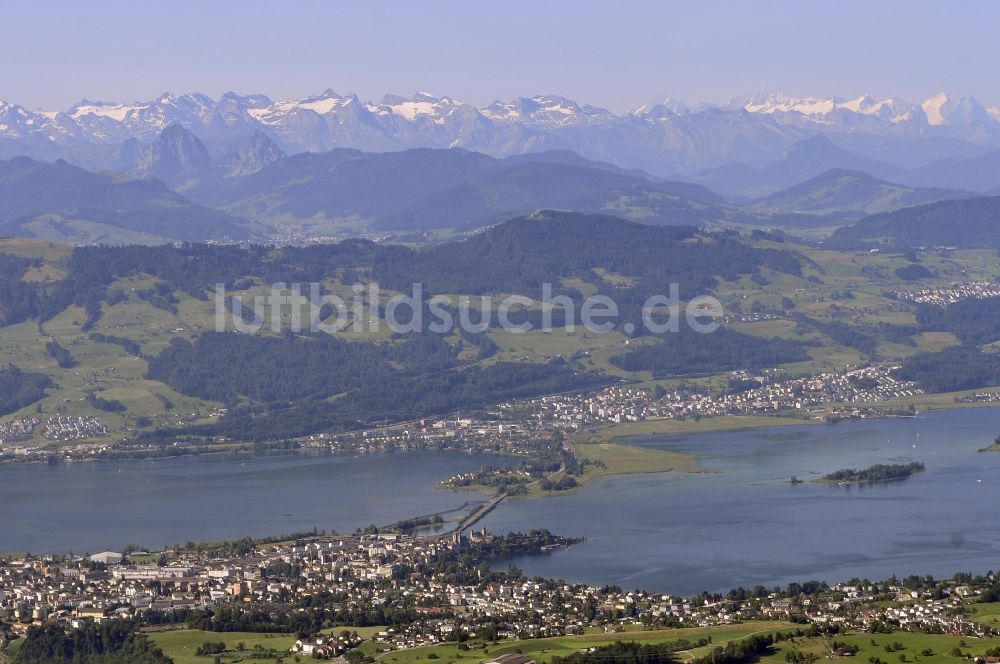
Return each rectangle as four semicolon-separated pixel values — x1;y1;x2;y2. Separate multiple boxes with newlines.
0;450;506;554
3;408;1000;595
482;408;1000;594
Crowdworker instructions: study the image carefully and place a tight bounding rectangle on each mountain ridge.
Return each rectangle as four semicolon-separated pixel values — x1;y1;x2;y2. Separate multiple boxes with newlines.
191;146;746;232
4;141;989;243
3;90;1000;178
0;156;251;243
680;135;904;198
900;149;1000;193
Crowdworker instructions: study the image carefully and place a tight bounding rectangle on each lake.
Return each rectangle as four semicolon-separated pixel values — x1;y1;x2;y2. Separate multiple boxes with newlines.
0;450;506;554
481;407;1000;594
2;408;1000;595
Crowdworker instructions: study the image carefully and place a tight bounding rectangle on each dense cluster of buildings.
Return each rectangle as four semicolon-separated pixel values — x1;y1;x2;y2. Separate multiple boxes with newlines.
0;417;38;443
301;419;547;459
0;363;927;473
42;416;108;441
2;531;997;658
0;532;622;647
891;281;1000;305
535;365;921;425
958;392;1000;404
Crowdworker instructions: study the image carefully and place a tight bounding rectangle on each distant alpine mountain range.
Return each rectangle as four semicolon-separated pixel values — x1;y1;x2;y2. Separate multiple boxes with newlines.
2;90;1000;179
2;88;1000;247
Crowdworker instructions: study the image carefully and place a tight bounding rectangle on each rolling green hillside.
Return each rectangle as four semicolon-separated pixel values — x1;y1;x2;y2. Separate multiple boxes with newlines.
2;217;1000;447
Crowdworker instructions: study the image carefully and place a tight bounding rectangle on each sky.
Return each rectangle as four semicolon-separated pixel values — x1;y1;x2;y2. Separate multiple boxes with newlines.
2;0;998;112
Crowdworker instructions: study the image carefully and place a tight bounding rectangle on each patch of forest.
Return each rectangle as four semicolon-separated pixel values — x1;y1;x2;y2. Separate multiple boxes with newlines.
821;462;925;484
609;326;810;376
0;364;52;416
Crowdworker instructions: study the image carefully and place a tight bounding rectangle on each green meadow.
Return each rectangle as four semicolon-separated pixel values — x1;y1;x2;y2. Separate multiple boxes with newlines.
149;630;296;664
378;621;796;664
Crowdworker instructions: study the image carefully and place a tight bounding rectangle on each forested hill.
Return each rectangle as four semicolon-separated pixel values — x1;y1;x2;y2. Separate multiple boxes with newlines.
374;211;803;298
0;212;803;328
0;241;379;327
829;195;1000;250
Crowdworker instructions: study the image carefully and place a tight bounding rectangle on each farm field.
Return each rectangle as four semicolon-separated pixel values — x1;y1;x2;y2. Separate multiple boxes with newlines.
578;415;814;444
377;621;797;664
149;629;296;664
758;630;1000;664
574;441;704;475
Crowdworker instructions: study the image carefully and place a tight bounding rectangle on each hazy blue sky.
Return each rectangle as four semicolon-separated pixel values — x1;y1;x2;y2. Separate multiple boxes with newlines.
3;0;997;111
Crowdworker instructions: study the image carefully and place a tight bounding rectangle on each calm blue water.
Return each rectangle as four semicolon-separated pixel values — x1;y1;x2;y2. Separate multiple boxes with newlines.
0;450;505;554
3;409;1000;595
481;408;1000;594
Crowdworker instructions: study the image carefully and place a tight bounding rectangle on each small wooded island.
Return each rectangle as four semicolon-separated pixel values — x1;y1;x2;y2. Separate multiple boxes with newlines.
819;462;926;485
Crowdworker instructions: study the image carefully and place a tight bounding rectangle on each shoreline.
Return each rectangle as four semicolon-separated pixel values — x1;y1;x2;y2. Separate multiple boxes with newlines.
5;396;1000;476
4;406;999;591
578;392;1000;448
811;474;922;486
5;385;1000;466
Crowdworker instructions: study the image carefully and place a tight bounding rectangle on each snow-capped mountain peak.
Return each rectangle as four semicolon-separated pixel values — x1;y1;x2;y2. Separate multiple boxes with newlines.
835;95;923;123
630;95;690;117
922;93;992;126
728;92;926;125
733;92;840;116
922;92;950;125
0;100;81;142
292;90;356;114
0;101;34;138
65;92;216;142
374;92;466;122
482;95;614;126
69;99;137;122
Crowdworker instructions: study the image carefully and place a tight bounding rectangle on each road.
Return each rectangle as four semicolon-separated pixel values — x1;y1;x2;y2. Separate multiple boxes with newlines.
450;491;508;533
